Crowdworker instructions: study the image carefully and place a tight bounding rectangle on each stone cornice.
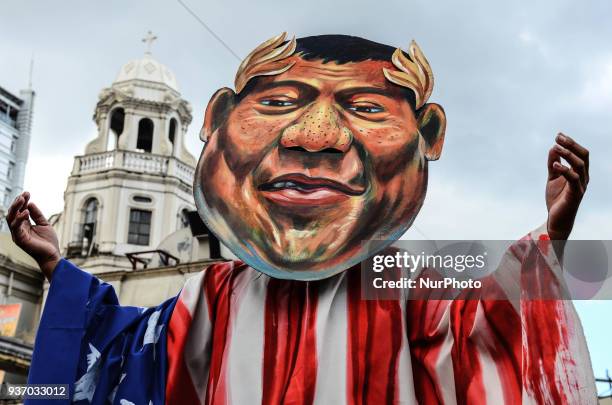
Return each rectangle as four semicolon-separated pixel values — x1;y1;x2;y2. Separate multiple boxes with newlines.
94;86;193;125
0;256;43;281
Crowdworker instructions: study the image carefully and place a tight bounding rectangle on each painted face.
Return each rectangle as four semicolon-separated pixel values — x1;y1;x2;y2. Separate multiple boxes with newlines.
195;55;444;280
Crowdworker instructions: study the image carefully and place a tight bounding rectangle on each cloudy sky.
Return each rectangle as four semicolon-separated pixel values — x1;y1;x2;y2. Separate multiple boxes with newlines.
2;0;611;393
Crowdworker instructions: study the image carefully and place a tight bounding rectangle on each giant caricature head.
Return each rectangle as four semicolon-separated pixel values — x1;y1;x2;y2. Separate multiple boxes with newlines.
194;34;447;280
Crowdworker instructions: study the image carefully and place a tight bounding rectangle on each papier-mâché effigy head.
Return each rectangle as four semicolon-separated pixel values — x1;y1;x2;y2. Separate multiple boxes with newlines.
194;33;447;280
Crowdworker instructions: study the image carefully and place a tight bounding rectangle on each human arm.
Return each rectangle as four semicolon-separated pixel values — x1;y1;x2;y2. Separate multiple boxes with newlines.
6;193;177;403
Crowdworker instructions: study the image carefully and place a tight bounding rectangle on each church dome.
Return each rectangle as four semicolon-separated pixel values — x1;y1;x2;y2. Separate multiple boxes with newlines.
113;53;179;92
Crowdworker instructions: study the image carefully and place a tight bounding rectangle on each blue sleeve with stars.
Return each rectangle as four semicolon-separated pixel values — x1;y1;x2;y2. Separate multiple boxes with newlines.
27;259;178;405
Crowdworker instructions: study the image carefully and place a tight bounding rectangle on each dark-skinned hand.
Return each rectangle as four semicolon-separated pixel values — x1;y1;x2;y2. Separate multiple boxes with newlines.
6;191;60;280
545;133;589;259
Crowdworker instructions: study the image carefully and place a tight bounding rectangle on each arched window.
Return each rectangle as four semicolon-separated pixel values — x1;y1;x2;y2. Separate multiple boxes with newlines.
168;118;178;153
84;199;98;224
81;198;98;255
137;118;154;153
107;107;125;150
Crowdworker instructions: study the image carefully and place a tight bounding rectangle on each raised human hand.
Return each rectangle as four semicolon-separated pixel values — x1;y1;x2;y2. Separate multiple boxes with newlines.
546;133;589;241
6;192;60;279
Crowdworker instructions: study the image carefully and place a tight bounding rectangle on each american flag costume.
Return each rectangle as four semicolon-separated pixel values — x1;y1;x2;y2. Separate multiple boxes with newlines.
27;226;596;404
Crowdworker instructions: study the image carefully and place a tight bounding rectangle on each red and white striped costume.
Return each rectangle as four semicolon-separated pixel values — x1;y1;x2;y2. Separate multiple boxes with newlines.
166;227;596;404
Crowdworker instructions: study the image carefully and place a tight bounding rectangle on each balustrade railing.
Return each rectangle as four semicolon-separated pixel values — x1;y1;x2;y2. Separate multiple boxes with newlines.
73;150;194;185
175;159;195;185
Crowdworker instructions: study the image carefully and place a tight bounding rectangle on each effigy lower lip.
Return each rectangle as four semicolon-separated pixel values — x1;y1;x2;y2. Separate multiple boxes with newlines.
259;187;351;206
258;173;365;196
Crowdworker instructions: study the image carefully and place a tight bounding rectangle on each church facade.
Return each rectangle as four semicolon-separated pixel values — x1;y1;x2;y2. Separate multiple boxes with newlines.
50;36;224;307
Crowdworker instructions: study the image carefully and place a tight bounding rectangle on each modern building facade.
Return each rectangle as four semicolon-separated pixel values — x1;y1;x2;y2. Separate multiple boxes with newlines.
0;86;35;232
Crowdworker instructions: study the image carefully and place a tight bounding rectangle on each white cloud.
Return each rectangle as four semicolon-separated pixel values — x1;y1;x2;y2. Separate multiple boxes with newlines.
517;28;550;60
519;29;534;43
580;56;612;110
403;175;546;241
22;152;72;216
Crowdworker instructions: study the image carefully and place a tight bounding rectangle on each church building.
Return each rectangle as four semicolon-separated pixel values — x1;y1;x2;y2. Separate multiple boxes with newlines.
50;33;223;307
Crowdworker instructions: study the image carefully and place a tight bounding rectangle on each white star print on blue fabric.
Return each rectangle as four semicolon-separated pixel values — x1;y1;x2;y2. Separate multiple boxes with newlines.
73;343;101;402
143;309;164;360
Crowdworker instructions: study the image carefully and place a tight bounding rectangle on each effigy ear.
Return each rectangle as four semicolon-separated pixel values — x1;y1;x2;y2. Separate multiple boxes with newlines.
417;103;446;161
200;87;236;143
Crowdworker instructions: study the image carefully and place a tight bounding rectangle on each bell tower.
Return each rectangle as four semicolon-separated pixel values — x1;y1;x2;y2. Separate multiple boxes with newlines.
55;33;197;274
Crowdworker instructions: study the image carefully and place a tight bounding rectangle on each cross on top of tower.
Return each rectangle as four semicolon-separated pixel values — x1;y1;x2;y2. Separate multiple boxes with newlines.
142;31;158;55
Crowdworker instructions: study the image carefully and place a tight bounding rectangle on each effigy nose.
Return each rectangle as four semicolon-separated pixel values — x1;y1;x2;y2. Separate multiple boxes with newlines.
280;103;353;153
